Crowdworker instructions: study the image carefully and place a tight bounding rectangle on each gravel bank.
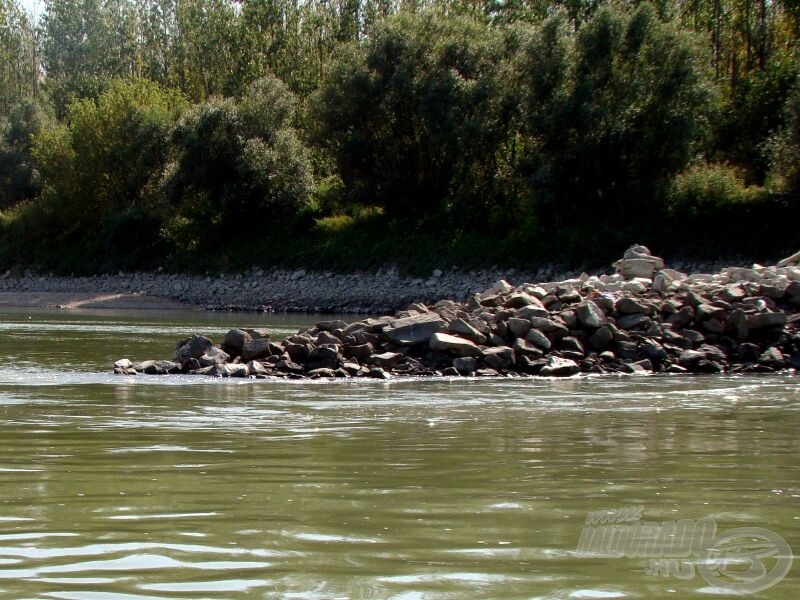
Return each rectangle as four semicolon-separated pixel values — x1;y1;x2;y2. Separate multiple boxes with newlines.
0;258;752;313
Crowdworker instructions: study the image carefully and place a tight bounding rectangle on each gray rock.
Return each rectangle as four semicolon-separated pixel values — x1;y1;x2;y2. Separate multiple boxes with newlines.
616;314;650;330
345;342;374;361
524;328;552;351
748;312;786;329
383;313;447;345
198;347;230;367
576;300;606;329
308;368;336;378
316;331;341;345
616;297;652;315
453;356;478;375
512;338;543;357
482;346;515;370
559;336;585;355
316;319;347;332
539;356;580;377
515;305;550;320
241;337;272;362
430;333;481;357
308;345;341;370
449;318;487;344
777;249;800;267
114;358;133;370
370;351;403;370
588;326;614;351
174;335;214;364
503;292;540;309
759;347;786;368
507;317;532;339
247;360;270;376
223;329;251;355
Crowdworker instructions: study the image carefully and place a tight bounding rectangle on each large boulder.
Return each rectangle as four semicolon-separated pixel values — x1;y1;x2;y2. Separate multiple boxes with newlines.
613;245;664;280
174;335;214;364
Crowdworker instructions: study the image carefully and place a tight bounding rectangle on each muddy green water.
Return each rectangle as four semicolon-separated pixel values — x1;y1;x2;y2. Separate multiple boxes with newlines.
0;309;798;599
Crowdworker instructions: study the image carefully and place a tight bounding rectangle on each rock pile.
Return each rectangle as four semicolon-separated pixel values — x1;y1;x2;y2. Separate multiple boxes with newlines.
114;246;800;379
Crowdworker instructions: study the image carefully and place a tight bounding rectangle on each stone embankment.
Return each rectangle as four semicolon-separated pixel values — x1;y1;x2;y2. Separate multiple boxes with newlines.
114;246;800;379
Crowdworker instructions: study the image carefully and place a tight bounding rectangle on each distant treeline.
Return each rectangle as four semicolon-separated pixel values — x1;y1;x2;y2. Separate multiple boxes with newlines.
1;0;799;273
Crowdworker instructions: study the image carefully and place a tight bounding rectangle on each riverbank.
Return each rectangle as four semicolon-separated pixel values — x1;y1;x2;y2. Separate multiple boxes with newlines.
114;246;800;379
0;256;755;313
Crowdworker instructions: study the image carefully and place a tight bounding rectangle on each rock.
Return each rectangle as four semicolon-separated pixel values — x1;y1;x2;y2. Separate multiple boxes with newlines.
614;246;664;280
248;360;270;376
449;318;487;344
383;313;447;345
226;363;249;378
759;347;786;368
512;338;543;357
616;297;652;315
524;328;552;351
308;345;341;370
308;368;336;378
198;347;230;367
430;332;481;357
504;292;540;309
143;360;181;375
345;342;374;362
576;300;606;329
453;356;478;375
316;319;347;332
317;331;341;345
539;356;580;377
616;314;650;330
479;279;514;300
515;304;550;320
174;335;214;364
223;329;251;355
718;285;746;303
559;336;585;355
369;367;392;380
507;317;532;339
482;346;515;370
748;312;786;330
777;249;800;267
588;326;614;351
114;358;133;370
241;337;272;362
370;351;403;370
726;309;749;341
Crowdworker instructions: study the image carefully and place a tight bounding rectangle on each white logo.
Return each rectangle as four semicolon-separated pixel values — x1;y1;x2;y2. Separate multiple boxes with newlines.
576;507;792;593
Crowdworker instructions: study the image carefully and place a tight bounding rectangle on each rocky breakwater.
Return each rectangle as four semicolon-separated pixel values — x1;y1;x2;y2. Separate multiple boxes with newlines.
114;246;800;379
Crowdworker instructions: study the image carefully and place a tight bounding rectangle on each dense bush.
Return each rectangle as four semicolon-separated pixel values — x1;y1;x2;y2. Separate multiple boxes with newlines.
26;79;186;269
0;99;50;208
314;12;510;220
163;76;314;253
513;4;714;227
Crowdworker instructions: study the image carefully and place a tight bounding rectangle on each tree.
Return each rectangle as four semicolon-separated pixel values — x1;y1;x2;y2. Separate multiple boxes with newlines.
164;75;313;249
513;3;714;226
314;11;509;220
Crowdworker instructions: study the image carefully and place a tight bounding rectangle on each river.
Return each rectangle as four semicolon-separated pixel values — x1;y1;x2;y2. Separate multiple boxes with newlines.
0;308;798;599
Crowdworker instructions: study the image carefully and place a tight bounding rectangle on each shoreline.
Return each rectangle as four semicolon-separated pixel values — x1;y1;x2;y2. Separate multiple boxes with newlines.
0;257;756;313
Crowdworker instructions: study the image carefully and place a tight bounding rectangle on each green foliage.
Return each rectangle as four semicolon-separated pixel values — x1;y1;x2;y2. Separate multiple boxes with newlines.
26;78;186;269
164;76;314;253
0;99;51;208
314;11;510;220
766;82;800;196
514;3;714;225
